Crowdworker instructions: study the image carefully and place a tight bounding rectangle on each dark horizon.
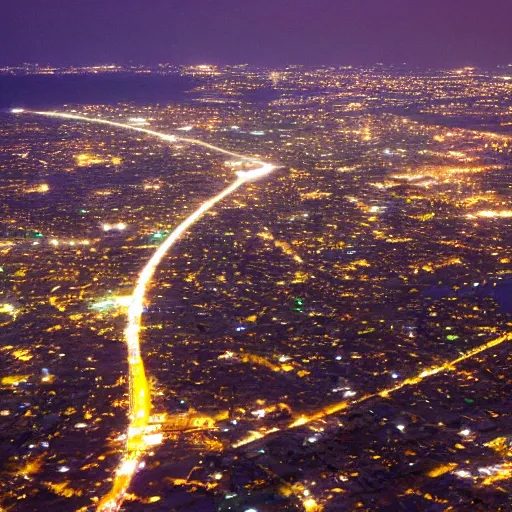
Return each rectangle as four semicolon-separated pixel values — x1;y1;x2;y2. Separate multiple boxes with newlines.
2;61;512;71
1;0;511;68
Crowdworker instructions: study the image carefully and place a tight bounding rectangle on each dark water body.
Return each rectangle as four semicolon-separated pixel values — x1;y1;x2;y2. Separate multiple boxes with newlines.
0;73;199;109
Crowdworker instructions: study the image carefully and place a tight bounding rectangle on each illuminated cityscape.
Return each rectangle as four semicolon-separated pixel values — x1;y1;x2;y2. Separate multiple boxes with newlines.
0;62;511;511
2;0;512;507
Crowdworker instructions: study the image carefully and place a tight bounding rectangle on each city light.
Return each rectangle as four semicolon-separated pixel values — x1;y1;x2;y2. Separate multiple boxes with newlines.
128;117;148;124
103;222;127;232
4;61;512;512
233;332;512;447
26;110;274;512
467;210;512;219
0;304;15;315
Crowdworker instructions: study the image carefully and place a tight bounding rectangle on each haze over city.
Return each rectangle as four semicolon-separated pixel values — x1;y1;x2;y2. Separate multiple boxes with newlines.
1;0;512;67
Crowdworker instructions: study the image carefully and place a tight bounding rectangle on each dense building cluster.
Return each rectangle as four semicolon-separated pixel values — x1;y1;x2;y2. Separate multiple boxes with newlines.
0;64;511;511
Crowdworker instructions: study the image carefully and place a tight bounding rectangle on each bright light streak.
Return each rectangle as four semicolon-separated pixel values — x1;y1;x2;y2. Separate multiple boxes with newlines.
25;110;276;512
128;117;148;125
31;110;266;163
11;108;24;114
236;164;274;181
117;459;137;476
143;433;163;446
468;210;512;219
232;427;280;449
233;332;512;448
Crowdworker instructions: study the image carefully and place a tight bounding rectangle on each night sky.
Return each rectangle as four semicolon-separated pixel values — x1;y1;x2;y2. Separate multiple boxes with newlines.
1;0;511;67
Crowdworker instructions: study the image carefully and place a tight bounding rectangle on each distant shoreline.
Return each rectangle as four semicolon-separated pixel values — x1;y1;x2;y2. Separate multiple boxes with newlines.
0;73;198;109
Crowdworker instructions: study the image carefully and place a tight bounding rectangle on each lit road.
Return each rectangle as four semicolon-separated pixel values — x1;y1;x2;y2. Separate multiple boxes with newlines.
30;110;266;163
16;110;276;512
232;331;512;448
19;108;511;510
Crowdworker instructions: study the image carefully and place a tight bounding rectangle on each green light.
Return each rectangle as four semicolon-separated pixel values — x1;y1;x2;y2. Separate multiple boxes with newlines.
464;398;475;404
446;335;459;341
295;298;304;306
153;232;163;239
79;209;89;214
34;232;43;238
90;299;116;311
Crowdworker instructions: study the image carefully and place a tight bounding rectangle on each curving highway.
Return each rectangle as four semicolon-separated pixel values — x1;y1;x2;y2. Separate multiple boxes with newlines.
17;110;276;511
13;109;512;511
